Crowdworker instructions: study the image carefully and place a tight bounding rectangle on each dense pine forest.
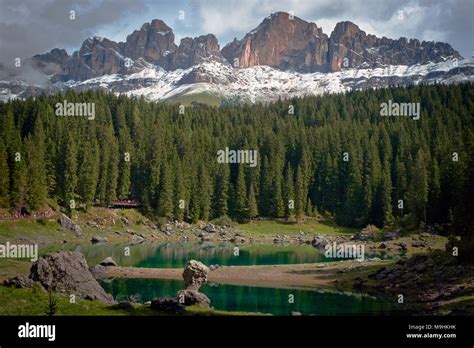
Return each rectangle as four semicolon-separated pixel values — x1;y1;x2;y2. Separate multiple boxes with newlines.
0;84;472;240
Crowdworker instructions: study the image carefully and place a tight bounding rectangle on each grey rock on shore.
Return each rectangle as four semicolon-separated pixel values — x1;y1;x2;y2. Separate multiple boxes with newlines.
1;274;35;289
59;214;83;237
30;251;115;304
91;236;108;244
2;251;115;304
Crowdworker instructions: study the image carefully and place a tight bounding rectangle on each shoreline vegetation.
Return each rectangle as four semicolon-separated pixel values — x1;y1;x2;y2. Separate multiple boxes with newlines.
0;206;472;316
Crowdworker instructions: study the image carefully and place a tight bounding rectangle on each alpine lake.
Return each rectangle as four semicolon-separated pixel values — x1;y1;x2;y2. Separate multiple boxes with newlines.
47;241;403;316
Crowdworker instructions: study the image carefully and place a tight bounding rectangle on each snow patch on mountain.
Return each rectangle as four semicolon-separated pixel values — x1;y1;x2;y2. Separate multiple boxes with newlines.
0;59;473;103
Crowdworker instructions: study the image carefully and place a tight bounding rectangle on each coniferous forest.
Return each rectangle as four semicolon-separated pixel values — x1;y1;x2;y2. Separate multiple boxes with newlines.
0;84;472;245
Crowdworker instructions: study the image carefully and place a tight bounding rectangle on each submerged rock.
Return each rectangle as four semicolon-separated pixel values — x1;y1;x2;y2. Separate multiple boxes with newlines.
182;260;209;291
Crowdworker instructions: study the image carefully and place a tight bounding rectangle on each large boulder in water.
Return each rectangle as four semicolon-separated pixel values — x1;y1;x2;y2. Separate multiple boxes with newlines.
30;251;115;304
176;289;211;307
182;260;209;291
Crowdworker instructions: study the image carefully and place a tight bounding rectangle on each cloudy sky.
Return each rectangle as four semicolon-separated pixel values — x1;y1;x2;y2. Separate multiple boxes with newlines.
0;0;472;65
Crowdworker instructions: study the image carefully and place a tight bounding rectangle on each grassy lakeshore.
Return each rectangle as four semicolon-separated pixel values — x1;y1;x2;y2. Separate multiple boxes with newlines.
0;286;261;316
238;219;356;238
0;208;356;245
0;207;468;316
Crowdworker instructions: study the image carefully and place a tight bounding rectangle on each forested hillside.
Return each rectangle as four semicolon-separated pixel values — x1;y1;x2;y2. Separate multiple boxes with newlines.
0;84;472;237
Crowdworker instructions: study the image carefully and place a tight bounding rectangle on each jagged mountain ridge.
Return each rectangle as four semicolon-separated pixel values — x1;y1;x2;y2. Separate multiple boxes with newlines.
223;12;463;72
29;12;463;80
0;11;471;104
29;19;227;82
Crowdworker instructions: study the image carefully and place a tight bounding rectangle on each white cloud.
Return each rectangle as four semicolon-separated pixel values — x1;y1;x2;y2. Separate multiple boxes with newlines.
198;0;270;36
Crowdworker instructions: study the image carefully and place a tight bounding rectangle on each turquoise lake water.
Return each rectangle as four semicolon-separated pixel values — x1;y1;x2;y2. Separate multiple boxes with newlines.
62;241;402;316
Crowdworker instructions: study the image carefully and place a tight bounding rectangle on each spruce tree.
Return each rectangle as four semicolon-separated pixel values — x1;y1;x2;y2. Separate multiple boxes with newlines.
411;150;429;223
235;164;249;222
284;164;295;220
213;164;229;218
248;183;258;218
157;161;174;218
259;157;273;216
77;137;99;209
381;159;393;226
173;160;186;220
189;177;201;223
105;129;119;206
199;164;212;221
0;140;10;208
273;171;285;218
63;133;78;209
25;136;47;211
295;165;305;221
117;128;132;200
306;197;313;217
10;146;28;213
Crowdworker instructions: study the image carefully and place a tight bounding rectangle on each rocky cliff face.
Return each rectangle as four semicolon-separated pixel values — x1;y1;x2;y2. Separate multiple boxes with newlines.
66;36;126;81
122;19;177;65
165;34;226;70
222;12;329;72
29;48;70;77
221;12;462;73
327;21;462;71
52;20;226;81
